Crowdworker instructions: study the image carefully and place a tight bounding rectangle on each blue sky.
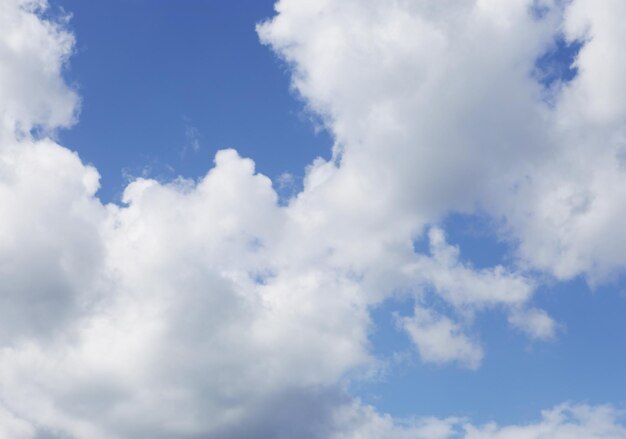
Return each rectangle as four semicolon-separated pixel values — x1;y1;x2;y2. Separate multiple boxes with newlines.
1;1;626;438
56;0;331;203
367;275;626;423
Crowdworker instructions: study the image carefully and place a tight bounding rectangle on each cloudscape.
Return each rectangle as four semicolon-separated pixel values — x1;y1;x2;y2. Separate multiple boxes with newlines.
1;0;625;437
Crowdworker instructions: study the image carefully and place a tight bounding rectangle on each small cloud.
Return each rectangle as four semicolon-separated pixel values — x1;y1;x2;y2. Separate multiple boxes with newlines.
181;116;201;155
508;307;560;341
399;307;483;370
275;172;299;204
277;172;295;189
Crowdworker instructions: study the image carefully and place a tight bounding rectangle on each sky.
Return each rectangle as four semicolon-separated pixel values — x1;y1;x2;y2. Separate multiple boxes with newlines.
0;0;626;438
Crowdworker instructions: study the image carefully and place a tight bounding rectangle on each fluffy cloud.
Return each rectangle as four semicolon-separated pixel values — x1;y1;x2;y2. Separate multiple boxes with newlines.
399;306;484;369
0;140;104;343
258;0;626;283
398;227;547;367
0;0;625;438
0;0;78;141
502;0;626;282
0;0;88;345
464;404;626;439
301;401;626;439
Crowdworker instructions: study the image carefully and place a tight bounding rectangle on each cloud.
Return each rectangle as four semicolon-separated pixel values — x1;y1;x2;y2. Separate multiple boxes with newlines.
0;0;625;438
397;228;547;367
0;0;79;141
463;404;626;439
508;307;558;341
0;0;101;344
282;401;626;439
258;0;626;283
181;116;201;154
399;306;484;369
0;406;35;439
411;228;535;309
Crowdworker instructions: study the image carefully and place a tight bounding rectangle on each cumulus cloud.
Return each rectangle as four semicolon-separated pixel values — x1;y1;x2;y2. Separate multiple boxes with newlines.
258;0;626;283
411;227;535;309
0;140;104;343
0;0;625;437
396;227;547;368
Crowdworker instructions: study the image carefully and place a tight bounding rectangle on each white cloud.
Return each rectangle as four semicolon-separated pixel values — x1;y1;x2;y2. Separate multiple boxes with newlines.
259;0;626;283
329;402;626;439
330;401;461;439
181;116;201;154
397;227;547;367
508;307;558;341
561;0;626;125
0;406;35;439
0;139;104;343
0;0;79;141
464;404;626;439
410;228;535;309
399;307;484;369
0;0;625;437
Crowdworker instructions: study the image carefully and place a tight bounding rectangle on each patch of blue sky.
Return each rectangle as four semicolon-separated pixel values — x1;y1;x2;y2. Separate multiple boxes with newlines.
529;0;552;20
438;213;511;269
53;0;332;204
535;36;583;88
363;273;626;425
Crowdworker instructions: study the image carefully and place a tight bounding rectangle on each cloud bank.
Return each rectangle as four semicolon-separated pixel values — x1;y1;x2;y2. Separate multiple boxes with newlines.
0;0;625;437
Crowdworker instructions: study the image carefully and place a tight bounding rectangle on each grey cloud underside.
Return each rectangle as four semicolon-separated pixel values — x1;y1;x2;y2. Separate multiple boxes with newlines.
1;0;626;437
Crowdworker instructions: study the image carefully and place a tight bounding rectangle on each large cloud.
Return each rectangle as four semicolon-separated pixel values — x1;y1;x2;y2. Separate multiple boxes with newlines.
258;0;626;282
0;0;625;437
